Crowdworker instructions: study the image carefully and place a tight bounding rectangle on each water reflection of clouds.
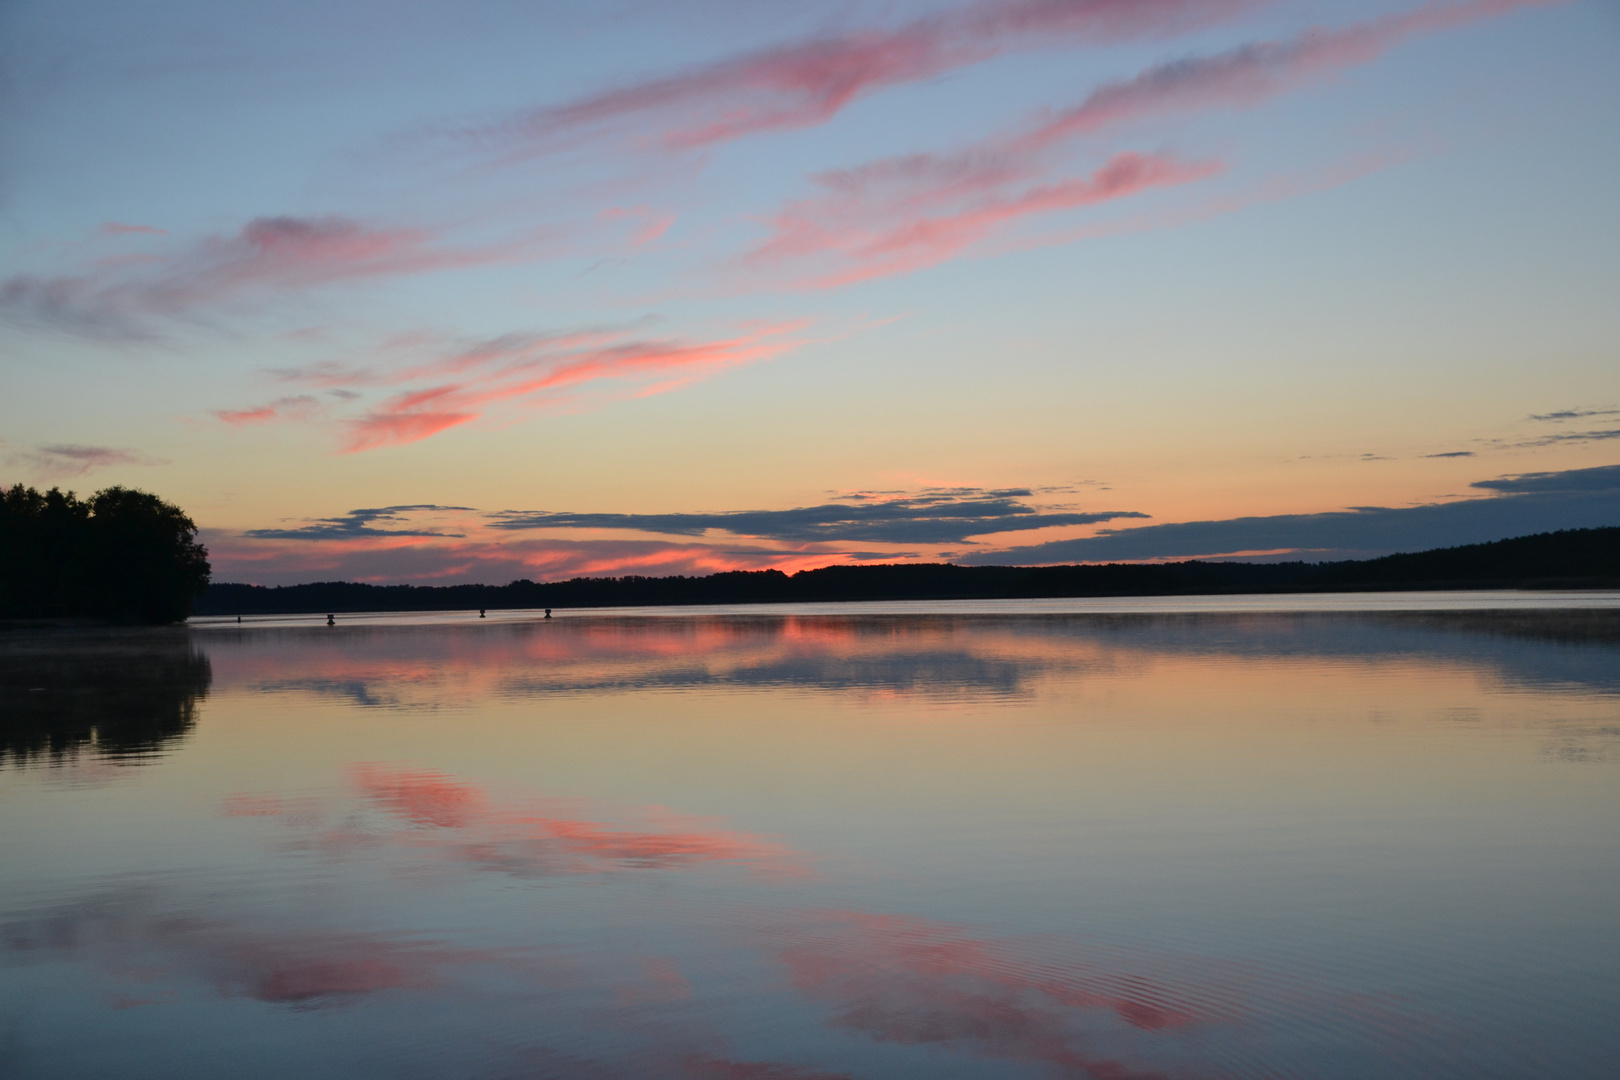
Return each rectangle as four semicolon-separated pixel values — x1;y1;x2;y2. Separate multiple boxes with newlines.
202;767;1297;1073
247;677;417;709
0;889;530;1009
774;910;1203;1078
0;878;1432;1080
203;767;1449;1077
225;765;809;881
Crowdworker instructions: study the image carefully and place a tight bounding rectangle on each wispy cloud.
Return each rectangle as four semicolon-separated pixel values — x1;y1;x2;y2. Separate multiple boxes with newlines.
491;487;1148;544
1529;407;1620;422
219;322;809;453
744;0;1555;285
348;322;805;451
1;216;531;339
214;395;325;426
6;443;166;480
100;222;166;237
1010;0;1557;144
753;151;1220;286
459;0;1267;159
599;205;678;247
1518;429;1620;447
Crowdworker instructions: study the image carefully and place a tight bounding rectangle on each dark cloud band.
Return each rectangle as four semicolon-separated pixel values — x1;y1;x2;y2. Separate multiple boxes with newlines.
488;489;1148;544
964;464;1620;564
245;505;474;541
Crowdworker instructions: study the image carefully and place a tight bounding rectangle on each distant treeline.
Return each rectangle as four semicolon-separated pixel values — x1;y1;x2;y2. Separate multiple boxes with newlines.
197;526;1620;616
1;485;211;624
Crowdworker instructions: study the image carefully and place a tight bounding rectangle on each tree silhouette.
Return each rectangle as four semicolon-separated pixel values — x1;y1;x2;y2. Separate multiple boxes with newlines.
0;485;211;623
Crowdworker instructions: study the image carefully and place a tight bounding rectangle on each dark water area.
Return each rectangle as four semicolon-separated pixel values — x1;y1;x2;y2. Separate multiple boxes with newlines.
2;603;1618;1078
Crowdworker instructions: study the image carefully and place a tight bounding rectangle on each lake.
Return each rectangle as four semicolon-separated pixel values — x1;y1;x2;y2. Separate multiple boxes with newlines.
3;597;1619;1079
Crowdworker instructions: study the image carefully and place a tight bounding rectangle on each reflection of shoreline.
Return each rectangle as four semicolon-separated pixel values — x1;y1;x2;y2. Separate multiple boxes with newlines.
188;590;1620;630
0;628;211;767
7;611;1615;770
196;609;1620;707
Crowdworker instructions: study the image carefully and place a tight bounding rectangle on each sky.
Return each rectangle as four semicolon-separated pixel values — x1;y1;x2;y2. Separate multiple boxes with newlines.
2;0;1617;585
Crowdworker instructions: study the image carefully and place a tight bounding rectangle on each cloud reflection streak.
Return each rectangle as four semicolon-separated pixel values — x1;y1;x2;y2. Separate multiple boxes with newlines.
226;765;808;881
771;910;1218;1079
0;894;513;1009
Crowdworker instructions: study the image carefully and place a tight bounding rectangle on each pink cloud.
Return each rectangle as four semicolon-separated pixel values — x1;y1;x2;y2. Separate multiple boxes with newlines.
469;0;1266;157
214;394;323;426
160;216;523;302
100;222;166;236
2;215;531;338
208;321;804;454
984;145;1413;262
214;406;279;425
344;408;476;450
744;0;1558;285
1020;0;1563;146
600;206;678;246
340;322;806;452
756;151;1220;286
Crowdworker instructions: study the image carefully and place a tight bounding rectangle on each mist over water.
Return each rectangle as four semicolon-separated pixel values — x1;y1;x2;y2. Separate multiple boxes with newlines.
3;604;1618;1079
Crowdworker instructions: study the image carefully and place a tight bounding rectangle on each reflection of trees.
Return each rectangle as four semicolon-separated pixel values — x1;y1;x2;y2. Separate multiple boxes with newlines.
0;629;211;766
497;648;1041;700
1032;611;1620;697
208;611;1620;710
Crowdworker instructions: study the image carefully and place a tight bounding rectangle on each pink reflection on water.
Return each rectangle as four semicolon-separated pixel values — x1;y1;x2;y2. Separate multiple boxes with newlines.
678;1056;854;1079
219;937;448;1003
351;765;807;878
353;764;485;827
0;897;523;1009
772;910;1231;1079
224;765;808;880
616;957;694;1007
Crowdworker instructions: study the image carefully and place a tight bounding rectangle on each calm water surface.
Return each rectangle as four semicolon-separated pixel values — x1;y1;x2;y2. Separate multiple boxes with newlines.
3;599;1619;1079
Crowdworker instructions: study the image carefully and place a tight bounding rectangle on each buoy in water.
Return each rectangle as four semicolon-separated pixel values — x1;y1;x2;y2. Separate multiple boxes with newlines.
544;608;552;619
479;608;486;618
326;613;335;626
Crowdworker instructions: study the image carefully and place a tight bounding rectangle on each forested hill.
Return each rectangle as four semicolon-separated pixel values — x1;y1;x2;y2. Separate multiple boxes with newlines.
194;526;1620;616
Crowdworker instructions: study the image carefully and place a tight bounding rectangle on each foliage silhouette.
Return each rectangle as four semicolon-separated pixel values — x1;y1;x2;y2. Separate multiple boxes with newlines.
0;485;211;623
196;527;1619;616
